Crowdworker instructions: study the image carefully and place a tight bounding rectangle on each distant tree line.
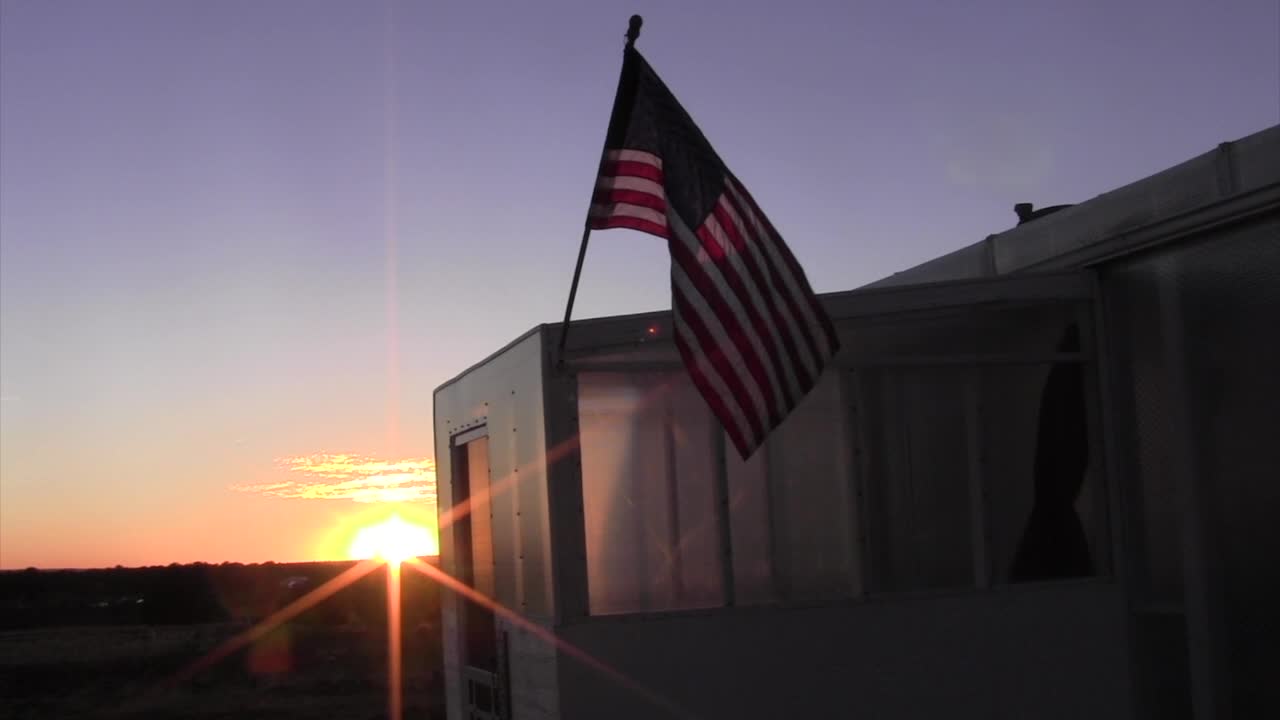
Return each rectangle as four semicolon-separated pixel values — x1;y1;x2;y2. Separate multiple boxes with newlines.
0;560;441;631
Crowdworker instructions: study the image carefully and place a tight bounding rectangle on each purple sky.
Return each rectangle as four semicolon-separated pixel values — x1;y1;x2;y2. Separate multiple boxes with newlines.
1;0;1276;568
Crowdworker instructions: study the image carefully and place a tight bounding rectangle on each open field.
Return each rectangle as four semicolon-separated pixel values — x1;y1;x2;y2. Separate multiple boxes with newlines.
0;563;446;719
0;622;445;719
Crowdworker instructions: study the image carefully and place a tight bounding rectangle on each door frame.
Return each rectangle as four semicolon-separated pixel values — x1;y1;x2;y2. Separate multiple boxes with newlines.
450;426;511;720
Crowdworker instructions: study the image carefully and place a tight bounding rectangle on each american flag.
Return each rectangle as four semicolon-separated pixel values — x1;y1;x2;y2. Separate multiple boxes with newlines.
588;47;840;459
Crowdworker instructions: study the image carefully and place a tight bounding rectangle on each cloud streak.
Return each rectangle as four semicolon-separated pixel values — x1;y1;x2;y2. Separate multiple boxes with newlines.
234;453;436;504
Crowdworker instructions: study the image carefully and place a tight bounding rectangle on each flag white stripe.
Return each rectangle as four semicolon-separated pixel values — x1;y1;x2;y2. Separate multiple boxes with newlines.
725;178;832;361
702;212;800;406
668;211;771;434
671;312;754;449
715;195;822;381
590;202;668;227
603;148;663;167
672;267;767;447
595;175;665;197
670;207;788;417
725;179;836;359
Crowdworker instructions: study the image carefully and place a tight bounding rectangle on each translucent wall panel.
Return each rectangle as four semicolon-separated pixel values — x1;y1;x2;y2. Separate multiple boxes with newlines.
579;372;724;615
858;367;974;592
724;445;775;605
726;369;856;605
848;299;1103;593
766;370;857;601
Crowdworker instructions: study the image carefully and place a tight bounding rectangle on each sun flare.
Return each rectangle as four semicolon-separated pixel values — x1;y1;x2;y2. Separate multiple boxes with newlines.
348;515;436;564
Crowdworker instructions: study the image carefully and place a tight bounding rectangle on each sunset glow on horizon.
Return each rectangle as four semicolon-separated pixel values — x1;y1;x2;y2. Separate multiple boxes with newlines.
0;448;440;569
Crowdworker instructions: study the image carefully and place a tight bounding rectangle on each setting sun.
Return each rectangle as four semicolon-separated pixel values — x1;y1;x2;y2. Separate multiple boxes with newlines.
347;515;437;563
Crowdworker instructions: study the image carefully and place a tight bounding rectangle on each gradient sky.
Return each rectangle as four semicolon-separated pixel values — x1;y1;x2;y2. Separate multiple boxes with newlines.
1;0;1276;569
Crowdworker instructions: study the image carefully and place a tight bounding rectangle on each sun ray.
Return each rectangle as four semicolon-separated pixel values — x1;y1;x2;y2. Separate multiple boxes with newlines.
382;0;401;455
146;558;383;698
387;561;403;720
402;557;700;720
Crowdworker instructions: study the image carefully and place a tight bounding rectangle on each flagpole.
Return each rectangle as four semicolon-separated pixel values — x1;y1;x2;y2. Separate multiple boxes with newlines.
556;15;643;369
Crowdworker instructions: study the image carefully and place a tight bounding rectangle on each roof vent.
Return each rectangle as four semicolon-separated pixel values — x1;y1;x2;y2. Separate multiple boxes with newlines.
1014;202;1074;226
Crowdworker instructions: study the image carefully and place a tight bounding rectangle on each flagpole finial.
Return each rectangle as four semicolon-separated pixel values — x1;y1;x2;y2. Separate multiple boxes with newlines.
626;15;642;48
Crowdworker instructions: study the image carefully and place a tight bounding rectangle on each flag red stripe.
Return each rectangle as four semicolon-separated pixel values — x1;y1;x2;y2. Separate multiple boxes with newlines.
730;177;839;352
592;188;666;213
591;201;666;227
589;214;669;239
671;290;754;448
672;328;751;457
602;148;662;166
595;174;664;195
671;285;766;443
694;221;796;411
600;161;663;184
721;187;826;367
668;233;781;427
709;201;814;393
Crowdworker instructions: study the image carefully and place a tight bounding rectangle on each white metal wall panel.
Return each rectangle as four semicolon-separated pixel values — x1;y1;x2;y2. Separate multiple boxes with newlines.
557;584;1131;720
434;329;557;720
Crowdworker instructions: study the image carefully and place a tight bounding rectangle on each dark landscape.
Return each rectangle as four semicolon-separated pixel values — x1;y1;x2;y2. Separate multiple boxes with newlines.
0;560;445;719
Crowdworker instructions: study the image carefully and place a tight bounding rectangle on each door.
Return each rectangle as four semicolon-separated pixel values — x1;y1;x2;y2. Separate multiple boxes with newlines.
451;429;510;720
